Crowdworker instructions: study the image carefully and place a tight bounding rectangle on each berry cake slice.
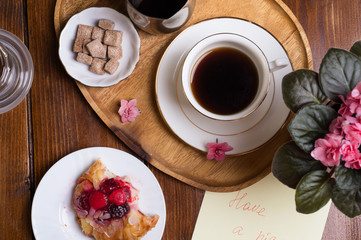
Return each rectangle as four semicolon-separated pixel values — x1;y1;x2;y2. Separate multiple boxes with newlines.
72;159;159;240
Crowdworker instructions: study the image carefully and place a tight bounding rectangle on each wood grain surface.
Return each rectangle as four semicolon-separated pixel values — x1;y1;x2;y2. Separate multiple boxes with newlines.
54;0;312;192
0;1;32;240
0;0;360;239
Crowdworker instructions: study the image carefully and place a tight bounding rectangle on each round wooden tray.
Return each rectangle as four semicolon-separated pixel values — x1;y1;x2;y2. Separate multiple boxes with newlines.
54;0;312;192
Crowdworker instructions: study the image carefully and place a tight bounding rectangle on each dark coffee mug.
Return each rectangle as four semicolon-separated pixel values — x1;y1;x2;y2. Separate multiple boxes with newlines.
126;0;195;34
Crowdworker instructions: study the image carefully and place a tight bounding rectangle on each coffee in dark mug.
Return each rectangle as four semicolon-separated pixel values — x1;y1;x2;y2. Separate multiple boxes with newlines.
129;0;188;19
126;0;195;34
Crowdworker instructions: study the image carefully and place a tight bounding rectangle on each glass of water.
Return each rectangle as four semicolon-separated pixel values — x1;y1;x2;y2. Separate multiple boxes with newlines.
0;29;33;114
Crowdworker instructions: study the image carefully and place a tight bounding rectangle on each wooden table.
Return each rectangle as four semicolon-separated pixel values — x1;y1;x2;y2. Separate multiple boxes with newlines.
0;0;360;239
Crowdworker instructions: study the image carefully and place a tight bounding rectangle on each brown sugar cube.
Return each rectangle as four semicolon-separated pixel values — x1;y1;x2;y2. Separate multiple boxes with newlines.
73;37;83;53
76;24;93;40
89;58;106;75
86;39;107;58
103;30;123;47
98;19;115;30
91;27;105;41
107;46;122;60
104;59;120;75
76;52;93;65
82;39;91;54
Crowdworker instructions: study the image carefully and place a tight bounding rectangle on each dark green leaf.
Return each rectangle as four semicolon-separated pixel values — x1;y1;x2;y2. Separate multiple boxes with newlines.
272;141;326;189
282;69;326;113
335;165;361;190
319;48;361;103
332;186;361;218
288;104;338;152
350;40;361;57
296;170;334;214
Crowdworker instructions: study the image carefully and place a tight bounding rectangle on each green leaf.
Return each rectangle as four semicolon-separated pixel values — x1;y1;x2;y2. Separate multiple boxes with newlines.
335;165;361;190
319;48;361;103
288;104;338;152
282;69;327;113
272;141;326;189
350;40;361;57
296;170;334;214
332;186;361;218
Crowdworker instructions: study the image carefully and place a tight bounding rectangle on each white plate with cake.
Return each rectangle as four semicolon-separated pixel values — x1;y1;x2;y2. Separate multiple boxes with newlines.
31;147;166;240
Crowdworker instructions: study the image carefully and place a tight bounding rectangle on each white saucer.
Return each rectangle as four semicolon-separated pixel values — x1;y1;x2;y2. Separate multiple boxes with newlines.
58;7;140;87
155;18;292;155
31;147;166;240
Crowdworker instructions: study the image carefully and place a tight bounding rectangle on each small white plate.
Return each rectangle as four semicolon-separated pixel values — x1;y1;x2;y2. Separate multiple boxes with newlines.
155;18;292;155
59;7;140;87
31;147;166;240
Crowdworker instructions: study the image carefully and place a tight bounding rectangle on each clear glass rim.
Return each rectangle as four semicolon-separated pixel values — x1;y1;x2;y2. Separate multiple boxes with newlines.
0;29;34;114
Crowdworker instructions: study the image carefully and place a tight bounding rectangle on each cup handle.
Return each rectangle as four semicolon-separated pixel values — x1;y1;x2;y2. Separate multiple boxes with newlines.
269;58;289;72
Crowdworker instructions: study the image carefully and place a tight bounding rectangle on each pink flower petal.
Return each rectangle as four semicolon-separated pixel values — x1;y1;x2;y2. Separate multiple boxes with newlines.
311;135;341;167
343;122;361;145
329;116;344;134
128;99;137;108
351;82;361;99
206;141;233;162
206;152;215;160
340;140;360;161
338;95;353;116
219;142;234;152
118;99;140;123
214;151;226;162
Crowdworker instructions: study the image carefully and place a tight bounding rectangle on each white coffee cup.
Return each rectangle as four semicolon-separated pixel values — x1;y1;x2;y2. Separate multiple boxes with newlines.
181;33;288;121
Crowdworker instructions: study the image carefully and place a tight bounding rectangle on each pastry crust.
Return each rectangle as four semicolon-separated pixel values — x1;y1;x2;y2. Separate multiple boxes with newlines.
73;159;159;240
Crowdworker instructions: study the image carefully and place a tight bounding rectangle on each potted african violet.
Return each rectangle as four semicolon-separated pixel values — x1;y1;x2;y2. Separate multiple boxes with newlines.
272;40;361;218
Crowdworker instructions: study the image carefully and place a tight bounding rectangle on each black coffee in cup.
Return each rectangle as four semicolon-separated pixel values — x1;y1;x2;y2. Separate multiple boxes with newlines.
129;0;188;19
191;47;259;115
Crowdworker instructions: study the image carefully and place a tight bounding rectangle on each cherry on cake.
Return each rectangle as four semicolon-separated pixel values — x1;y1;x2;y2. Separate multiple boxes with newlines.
72;159;159;240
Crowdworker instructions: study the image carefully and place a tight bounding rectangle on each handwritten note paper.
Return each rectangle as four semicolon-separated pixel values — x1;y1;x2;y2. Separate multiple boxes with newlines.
192;174;330;240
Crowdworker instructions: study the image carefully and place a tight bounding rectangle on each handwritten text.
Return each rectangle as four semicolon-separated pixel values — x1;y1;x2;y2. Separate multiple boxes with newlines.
232;226;244;236
256;230;278;240
229;191;266;216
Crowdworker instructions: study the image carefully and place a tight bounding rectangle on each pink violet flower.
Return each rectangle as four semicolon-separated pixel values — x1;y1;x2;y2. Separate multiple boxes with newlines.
347;99;361;118
329;116;346;135
311;133;342;167
342;121;361;146
338;95;353;117
118;99;140;123
341;82;361;117
350;82;361;99
206;141;233;162
344;157;361;169
344;115;358;124
340;140;360;161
